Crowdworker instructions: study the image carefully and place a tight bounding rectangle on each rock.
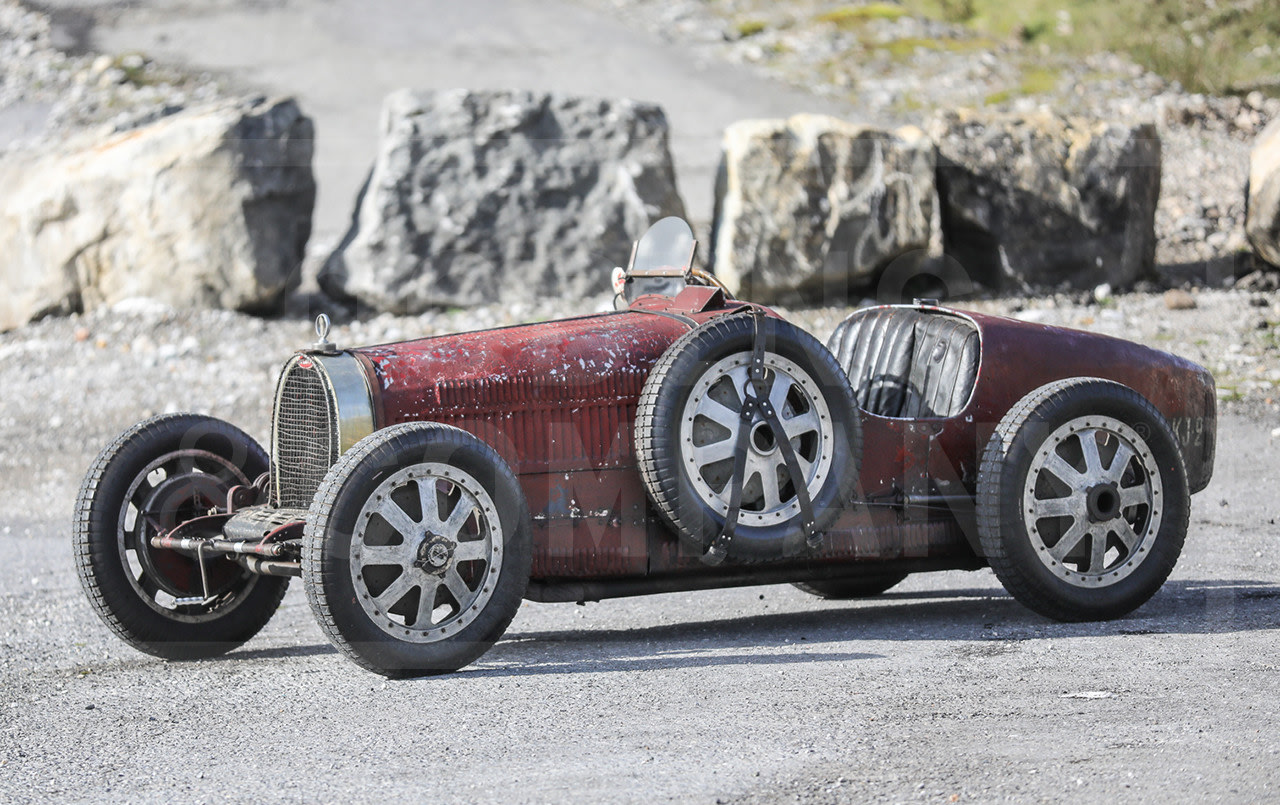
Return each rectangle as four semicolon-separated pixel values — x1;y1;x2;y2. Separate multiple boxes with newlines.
0;96;314;332
928;110;1160;292
89;54;112;77
710;115;938;304
1247;119;1280;269
1163;288;1197;310
1235;269;1280;292
320;89;685;312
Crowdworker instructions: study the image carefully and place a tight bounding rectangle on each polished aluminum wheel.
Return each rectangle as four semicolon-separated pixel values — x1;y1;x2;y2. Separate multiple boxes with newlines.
351;462;502;643
679;352;833;526
1023;415;1162;587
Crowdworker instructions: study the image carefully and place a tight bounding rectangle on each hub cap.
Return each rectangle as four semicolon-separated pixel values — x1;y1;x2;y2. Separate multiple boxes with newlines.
352;462;501;643
1022;416;1162;587
679;352;833;526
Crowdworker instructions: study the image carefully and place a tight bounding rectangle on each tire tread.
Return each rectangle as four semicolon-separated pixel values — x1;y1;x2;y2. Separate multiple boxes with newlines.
74;414;287;659
975;378;1189;621
302;422;531;677
635;314;861;558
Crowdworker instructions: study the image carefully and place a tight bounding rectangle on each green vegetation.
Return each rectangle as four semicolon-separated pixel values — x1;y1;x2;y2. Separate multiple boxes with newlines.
1216;383;1243;403
735;19;767;38
110;52;156;87
817;3;910;30
1019;65;1059;95
1260;323;1280;351
893;91;927;112
877;36;943;58
893;0;1280;96
983;88;1014;106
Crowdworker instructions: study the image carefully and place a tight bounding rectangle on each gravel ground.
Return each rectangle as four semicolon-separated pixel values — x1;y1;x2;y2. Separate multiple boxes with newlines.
2;293;1279;803
3;1;1280;802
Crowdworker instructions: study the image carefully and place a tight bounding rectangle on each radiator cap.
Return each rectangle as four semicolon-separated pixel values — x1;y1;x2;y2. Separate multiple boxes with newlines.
310;313;339;354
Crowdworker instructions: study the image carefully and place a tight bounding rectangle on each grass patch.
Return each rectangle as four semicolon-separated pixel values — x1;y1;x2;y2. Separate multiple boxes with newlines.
893;91;928;112
936;0;977;24
1019;65;1059;94
878;36;944;58
895;0;1280;96
817;3;910;30
1260;324;1280;351
736;19;767;38
867;32;998;61
108;52;157;87
984;89;1013;105
1216;383;1243;403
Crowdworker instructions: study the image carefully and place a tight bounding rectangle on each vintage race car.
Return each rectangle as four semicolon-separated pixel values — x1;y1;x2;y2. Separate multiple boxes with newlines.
75;218;1217;676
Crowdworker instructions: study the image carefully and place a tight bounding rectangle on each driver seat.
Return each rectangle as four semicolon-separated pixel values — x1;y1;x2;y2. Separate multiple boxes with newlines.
828;308;979;419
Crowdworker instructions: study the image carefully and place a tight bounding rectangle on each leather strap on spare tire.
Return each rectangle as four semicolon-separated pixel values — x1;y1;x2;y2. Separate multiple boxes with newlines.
634;308;861;563
706;309;819;564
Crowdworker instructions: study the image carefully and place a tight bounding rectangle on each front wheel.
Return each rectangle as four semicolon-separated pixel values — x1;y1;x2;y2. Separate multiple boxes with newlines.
74;414;289;660
302;423;533;677
976;378;1189;621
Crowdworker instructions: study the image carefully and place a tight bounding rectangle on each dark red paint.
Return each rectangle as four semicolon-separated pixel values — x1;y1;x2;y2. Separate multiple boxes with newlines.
351;295;1216;582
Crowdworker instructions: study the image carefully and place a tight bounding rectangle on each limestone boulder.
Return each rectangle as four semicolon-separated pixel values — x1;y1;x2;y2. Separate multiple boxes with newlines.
0;96;315;332
928;110;1160;291
320;89;685;312
1247;119;1280;268
710;115;938;304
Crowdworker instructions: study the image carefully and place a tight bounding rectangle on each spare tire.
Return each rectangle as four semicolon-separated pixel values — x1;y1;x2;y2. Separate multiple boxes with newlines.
636;313;861;559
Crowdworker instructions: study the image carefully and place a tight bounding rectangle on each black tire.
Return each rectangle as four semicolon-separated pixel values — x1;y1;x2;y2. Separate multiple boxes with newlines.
636;314;861;559
303;423;532;677
976;378;1189;622
792;573;908;600
74;414;289;660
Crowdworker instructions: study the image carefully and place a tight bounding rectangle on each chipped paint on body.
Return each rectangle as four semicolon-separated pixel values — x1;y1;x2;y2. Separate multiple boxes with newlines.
346;294;1215;581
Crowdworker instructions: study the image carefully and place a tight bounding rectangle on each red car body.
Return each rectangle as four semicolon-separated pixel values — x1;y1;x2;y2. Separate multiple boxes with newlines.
330;286;1214;600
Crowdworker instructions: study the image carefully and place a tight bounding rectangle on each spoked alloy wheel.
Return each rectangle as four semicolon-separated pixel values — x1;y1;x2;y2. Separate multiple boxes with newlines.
680;352;834;527
977;378;1189;622
74;414;289;659
637;314;860;559
350;462;503;643
304;422;532;677
1022;416;1161;587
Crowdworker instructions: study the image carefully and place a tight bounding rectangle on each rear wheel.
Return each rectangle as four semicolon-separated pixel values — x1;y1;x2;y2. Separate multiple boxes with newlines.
74;414;289;659
976;379;1189;621
303;423;532;677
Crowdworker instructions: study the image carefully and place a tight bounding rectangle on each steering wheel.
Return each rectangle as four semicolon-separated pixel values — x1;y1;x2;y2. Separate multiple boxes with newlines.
688;268;734;298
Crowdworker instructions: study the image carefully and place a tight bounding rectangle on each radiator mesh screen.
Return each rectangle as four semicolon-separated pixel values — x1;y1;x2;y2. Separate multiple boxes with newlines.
271;359;339;508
